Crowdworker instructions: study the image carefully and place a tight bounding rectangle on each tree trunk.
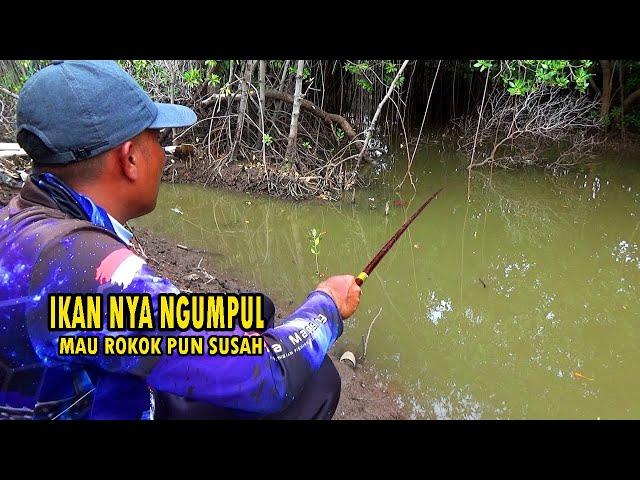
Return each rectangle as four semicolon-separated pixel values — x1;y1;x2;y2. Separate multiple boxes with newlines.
275;60;291;123
229;60;255;164
164;61;177;144
258;60;268;177
285;60;305;165
619;62;625;141
228;60;235;86
600;60;613;121
278;60;291;92
259;61;267;112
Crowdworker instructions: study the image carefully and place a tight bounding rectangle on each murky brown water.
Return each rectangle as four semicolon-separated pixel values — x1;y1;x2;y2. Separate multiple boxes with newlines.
135;145;640;419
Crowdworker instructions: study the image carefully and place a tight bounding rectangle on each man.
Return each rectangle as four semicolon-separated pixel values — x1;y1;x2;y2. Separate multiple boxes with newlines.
0;60;361;420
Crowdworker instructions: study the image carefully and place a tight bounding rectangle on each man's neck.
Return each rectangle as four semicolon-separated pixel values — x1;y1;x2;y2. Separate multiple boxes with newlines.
71;183;130;224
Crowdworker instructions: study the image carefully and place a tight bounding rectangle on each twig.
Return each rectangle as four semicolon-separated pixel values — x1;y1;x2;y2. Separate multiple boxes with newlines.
0;86;18;100
398;60;441;191
355;61;410;168
360;306;383;362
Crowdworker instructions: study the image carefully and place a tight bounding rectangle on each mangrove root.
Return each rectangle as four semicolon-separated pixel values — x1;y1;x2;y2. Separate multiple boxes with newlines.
201;89;357;141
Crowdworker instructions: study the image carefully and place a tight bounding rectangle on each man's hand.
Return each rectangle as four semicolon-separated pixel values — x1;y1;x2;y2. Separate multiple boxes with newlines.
315;275;362;319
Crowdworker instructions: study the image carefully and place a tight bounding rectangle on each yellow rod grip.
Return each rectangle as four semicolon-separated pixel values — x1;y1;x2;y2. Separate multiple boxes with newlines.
355;271;368;286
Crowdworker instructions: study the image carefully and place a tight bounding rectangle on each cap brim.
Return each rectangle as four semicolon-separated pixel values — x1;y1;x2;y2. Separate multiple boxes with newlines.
149;102;197;129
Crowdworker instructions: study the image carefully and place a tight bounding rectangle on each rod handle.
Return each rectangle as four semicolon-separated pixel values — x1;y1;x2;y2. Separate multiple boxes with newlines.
355;272;368;287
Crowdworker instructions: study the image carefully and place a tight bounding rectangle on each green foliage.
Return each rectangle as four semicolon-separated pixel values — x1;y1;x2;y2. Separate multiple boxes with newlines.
473;60;593;95
121;60;168;86
345;61;372;92
608;105;640;130
262;133;273;145
205;60;226;88
0;73;22;93
133;60;151;79
334;127;345;143
473;60;493;72
357;77;373;92
117;60;171;96
288;64;311;79
309;228;323;255
345;60;404;92
0;60;49;93
384;61;397;75
309;228;326;277
220;82;232;95
507;77;532;96
384;61;405;86
270;60;284;70
382;61;405;86
573;67;590;90
208;73;221;87
345;61;370;75
302;141;312;150
183;68;202;88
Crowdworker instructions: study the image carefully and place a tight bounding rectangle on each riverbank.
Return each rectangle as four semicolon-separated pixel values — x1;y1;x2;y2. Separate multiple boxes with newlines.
0;181;408;420
162;155;336;200
160;130;640;201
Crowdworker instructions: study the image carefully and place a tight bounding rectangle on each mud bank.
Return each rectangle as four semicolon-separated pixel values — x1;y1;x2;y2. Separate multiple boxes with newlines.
161;155;350;201
163;158;271;195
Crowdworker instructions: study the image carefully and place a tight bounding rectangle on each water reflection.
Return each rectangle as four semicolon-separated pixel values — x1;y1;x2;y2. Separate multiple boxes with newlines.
612;239;640;268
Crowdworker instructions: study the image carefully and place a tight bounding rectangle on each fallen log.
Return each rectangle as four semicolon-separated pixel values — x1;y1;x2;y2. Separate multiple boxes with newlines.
164;144;195;157
0;150;27;159
0;143;191;159
0;143;22;150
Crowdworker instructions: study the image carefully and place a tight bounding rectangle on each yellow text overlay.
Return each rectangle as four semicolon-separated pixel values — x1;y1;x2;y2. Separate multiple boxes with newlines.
57;335;264;356
48;293;267;332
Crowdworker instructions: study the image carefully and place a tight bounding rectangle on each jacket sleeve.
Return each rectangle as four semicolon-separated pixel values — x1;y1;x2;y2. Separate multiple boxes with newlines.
26;228;343;414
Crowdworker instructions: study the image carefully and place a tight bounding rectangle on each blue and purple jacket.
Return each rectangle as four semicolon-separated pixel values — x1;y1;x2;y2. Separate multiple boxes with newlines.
0;174;343;419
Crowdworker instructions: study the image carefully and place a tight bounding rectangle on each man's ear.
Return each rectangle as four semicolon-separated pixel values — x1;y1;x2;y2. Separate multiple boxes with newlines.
115;140;138;181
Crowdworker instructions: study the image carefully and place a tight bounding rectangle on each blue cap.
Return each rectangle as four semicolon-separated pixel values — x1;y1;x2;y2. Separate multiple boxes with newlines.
16;60;197;164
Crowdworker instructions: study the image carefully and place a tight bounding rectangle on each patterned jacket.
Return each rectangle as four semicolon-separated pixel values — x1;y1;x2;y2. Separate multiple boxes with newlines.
0;176;342;419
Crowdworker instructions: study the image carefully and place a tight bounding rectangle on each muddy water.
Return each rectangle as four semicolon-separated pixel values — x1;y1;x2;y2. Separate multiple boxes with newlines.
134;146;640;419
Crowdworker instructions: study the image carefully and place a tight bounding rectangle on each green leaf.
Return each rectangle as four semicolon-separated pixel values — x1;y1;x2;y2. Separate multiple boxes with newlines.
183;68;202;87
208;73;221;87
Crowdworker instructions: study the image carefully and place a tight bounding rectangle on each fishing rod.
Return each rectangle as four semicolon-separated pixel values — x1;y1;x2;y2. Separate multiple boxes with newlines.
355;187;444;286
